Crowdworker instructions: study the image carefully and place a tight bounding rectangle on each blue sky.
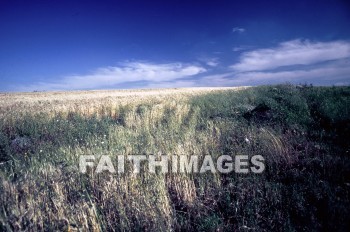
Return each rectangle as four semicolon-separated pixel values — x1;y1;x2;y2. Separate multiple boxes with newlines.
1;0;350;91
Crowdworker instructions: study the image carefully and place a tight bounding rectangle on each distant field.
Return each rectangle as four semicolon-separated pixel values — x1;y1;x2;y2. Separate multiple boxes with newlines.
0;87;246;120
0;84;349;231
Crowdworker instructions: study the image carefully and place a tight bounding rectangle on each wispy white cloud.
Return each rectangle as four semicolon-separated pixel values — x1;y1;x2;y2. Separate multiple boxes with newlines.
12;39;350;92
199;42;350;86
16;62;206;91
148;61;350;88
199;61;350;86
206;60;219;67
194;39;350;86
144;80;198;89
231;39;350;72
232;27;245;33
198;57;220;67
231;61;350;85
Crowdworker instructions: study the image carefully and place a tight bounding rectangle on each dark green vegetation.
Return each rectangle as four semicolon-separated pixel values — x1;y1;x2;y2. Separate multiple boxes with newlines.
0;84;349;231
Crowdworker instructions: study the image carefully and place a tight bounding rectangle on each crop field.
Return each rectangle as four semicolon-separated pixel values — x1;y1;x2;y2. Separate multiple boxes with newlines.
0;84;349;231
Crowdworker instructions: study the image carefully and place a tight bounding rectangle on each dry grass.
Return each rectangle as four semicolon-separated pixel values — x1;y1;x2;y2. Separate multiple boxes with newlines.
0;87;247;120
0;85;349;231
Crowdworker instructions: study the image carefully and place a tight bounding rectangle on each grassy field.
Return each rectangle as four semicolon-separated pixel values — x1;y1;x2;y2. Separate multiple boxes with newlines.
0;84;349;231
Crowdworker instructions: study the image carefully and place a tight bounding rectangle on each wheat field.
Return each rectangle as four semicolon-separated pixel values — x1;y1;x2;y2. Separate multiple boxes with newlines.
0;85;349;231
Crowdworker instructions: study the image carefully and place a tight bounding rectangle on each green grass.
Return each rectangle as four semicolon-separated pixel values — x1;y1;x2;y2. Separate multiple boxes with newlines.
0;84;349;231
